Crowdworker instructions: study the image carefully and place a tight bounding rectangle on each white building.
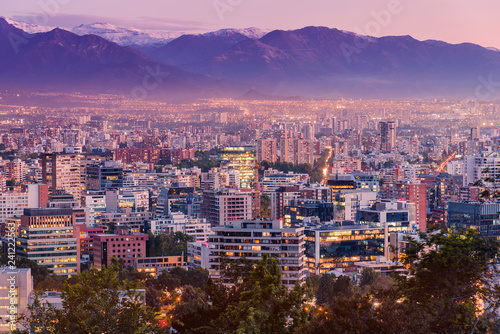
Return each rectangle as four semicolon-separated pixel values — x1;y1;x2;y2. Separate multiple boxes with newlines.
334;189;378;221
208;219;307;288
0;192;28;225
187;240;214;271
464;153;500;187
150;213;212;241
0;267;33;333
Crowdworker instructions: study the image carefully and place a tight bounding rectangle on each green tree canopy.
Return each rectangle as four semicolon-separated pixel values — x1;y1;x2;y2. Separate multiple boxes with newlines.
24;260;162;334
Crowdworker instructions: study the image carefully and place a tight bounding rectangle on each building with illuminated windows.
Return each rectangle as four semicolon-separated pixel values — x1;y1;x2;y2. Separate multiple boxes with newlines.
93;226;148;270
41;152;113;202
201;188;252;226
304;224;386;274
86;161;123;191
357;200;414;232
134;255;184;277
284;199;334;225
208;219;306;288
448;202;500;239
16;208;79;276
218;146;256;189
0;267;33;333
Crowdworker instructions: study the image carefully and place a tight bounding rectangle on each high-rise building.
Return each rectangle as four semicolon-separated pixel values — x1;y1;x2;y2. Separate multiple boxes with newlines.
41;152;113;202
293;139;314;165
303;124;315;140
208;219;307;288
394;180;428;231
470;127;480;141
201;189;252;226
86;161;123;191
219;147;256;189
257;138;277;163
7;158;25;184
463;153;500;188
17;208;79;275
379;121;396;153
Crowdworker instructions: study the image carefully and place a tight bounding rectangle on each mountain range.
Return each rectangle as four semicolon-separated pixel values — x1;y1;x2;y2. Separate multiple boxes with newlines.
1;17;500;100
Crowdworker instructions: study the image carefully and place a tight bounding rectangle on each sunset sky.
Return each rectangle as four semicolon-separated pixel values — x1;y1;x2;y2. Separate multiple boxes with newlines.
1;0;499;48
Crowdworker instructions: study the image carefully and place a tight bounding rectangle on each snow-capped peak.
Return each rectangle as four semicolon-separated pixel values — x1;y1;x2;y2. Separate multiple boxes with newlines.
3;18;55;33
205;27;271;39
71;22;182;47
233;27;272;39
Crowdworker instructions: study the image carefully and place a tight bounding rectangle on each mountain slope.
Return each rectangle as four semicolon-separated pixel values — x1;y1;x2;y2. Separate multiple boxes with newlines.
190;26;500;98
148;29;251;67
0;18;246;99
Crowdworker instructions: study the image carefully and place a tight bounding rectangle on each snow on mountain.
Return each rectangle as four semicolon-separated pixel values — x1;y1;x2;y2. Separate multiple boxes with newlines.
3;18;55;33
206;28;271;39
71;23;182;47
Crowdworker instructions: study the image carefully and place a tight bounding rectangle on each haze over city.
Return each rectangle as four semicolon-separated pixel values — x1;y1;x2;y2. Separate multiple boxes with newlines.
0;1;499;333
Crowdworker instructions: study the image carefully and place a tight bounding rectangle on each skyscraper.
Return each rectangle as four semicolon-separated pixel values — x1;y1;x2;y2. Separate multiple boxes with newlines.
257;138;277;163
219;147;256;188
380;121;396;153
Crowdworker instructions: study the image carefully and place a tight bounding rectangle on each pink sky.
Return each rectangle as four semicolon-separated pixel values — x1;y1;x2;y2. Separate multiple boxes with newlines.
1;0;499;48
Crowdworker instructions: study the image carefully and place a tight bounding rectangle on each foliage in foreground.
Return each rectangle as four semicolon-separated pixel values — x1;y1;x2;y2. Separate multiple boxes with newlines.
170;255;308;334
21;260;163;334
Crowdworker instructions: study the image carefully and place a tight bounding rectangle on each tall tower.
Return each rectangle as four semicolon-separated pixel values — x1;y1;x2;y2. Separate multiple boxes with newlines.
257;138;277;163
218;147;256;189
380;121;396;153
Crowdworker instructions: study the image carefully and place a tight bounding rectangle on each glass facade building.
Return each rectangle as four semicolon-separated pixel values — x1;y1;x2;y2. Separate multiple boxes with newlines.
305;225;385;274
219;147;256;189
448;201;500;239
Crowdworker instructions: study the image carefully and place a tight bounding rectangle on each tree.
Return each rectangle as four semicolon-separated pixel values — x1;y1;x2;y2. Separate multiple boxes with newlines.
301;229;500;334
148;231;193;258
23;260;162;334
390;228;500;333
171;255;308;334
359;268;378;289
260;193;271;219
316;274;354;306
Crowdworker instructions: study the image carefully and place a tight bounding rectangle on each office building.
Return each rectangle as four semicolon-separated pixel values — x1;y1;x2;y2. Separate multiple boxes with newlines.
17;208;78;275
86;161;123;191
284;199;334;225
358;200;414;233
305;224;386;274
448;202;500;239
218;147;256;189
208;219;307;288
